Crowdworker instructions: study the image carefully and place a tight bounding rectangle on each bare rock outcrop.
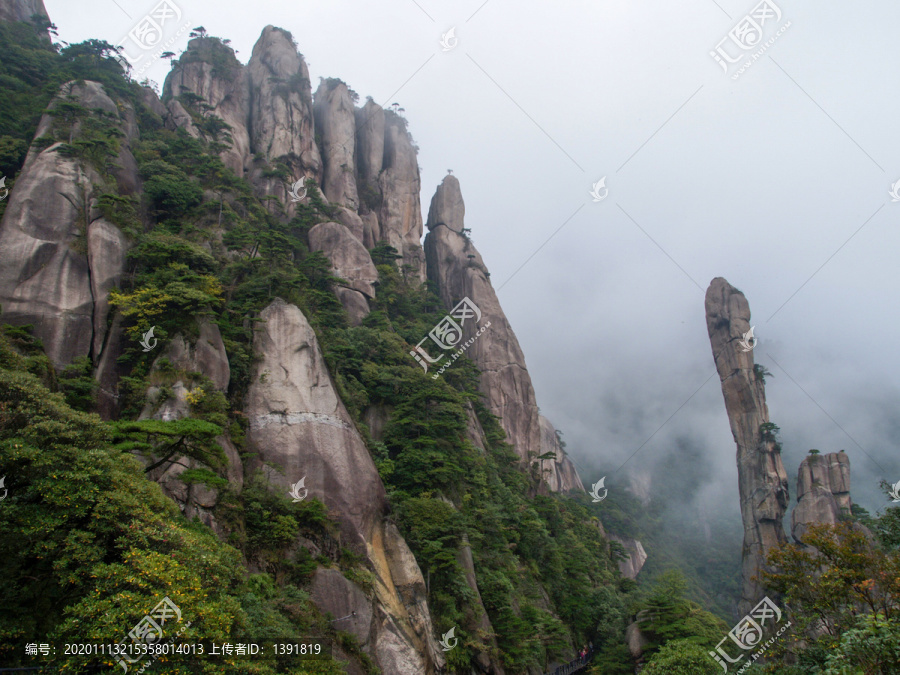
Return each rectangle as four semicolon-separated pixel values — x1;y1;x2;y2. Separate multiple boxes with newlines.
246;26;321;181
163;37;251;177
0;0;49;27
245;298;440;674
137;321;241;535
355;99;384;185
308;221;378;323
791;451;852;543
705;277;789;615
607;533;648;580
314;80;359;210
156;319;231;392
380;114;426;280
423;176;542;467
308;221;378;298
0;81;136;369
596;519;648;581
538;415;585;492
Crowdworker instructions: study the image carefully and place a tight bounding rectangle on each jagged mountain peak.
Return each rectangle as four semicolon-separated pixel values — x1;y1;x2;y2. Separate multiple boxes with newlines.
426;173;465;233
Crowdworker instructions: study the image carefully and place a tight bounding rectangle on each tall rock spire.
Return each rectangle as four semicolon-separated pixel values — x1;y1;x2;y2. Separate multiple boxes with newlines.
424;176;583;491
379;112;426;281
313;79;359;210
246;26;322;182
163;36;251;178
791;450;852;543
705;277;789;615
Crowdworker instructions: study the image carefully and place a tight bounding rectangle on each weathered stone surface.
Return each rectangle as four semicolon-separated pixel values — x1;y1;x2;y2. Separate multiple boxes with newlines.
465;403;489;453
140;382;191;422
87;219;128;358
245;299;440;673
0;0;49;27
95;313;125;419
360;211;380;249
163;37;251;177
314;80;358;210
626;620;650;659
334;206;366;243
538;415;585;492
335;287;370;326
156;321;230;392
369;522;445;674
355;98;384;184
246;298;382;545
308;221;378;297
791;451;852;543
705;277;789;615
246;26;321;179
163;98;201;139
140;86;168;119
0;82;135;369
380;114;425;280
310;569;373;646
607;533;648;580
424;176;541;467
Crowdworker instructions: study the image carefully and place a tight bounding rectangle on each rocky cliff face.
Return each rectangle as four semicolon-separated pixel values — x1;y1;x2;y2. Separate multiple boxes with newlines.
140;320;242;537
245;299;441;674
162;30;426;280
791;451;852;543
0;11;613;669
0;81;137;369
596;519;647;580
539;415;585;492
313;80;359;211
423;176;541;466
246;26;322;181
423;176;584;492
308;221;377;325
0;0;49;27
705;277;790;615
163;37;251;178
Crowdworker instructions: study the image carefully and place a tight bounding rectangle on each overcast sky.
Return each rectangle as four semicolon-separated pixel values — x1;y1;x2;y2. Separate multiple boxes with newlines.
45;0;900;517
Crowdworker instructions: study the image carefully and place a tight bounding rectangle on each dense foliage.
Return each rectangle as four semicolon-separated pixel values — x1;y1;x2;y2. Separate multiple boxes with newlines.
3;11;898;675
0;17;627;674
